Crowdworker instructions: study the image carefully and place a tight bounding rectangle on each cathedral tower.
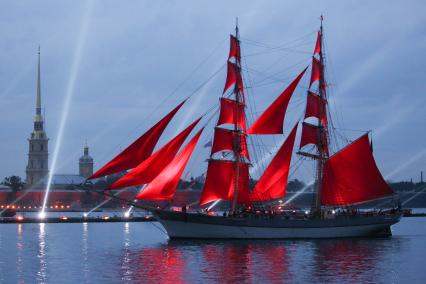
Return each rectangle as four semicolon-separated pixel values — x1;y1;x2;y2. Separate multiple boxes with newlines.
26;47;49;186
79;144;93;178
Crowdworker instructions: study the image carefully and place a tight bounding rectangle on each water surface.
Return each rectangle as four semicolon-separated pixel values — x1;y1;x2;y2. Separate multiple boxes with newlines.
0;218;425;283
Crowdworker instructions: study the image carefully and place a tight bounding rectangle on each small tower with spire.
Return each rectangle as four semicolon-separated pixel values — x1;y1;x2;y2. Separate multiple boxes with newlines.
79;143;94;178
26;46;49;186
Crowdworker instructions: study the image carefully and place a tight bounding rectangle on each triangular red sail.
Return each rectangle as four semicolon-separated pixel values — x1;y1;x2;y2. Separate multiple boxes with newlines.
89;100;186;179
310;57;321;87
217;98;246;130
211;127;249;160
305;91;327;124
247;67;307;134
229;35;241;62
314;31;321;55
223;62;243;94
321;134;393;206
299;122;328;154
250;124;297;201
199;160;251;206
108;117;202;189
135;128;204;200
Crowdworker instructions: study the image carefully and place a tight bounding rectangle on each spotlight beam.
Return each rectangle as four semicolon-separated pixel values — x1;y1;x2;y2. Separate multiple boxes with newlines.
385;149;426;180
402;186;426;206
86;188;126;216
207;200;221;211
283;180;314;206
41;1;94;216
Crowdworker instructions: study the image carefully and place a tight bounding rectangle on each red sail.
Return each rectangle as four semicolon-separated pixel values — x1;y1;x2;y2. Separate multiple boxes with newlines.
314;31;321;55
217;98;246;130
299;122;328;153
305;91;327;124
135;129;204;200
199;160;251;206
108;117;202;189
247;67;307;134
227;162;251;206
223;62;243;94
250;124;297;201
229;35;241;62
321;134;393;206
310;57;321;87
89;100;185;179
211;127;249;159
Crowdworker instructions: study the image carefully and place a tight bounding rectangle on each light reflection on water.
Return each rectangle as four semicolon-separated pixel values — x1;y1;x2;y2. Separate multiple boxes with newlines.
37;223;47;283
121;222;132;282
82;222;89;281
16;224;23;281
0;218;425;283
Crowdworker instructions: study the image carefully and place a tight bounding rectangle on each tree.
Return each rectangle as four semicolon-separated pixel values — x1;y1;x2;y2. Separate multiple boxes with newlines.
287;179;305;192
2;176;25;192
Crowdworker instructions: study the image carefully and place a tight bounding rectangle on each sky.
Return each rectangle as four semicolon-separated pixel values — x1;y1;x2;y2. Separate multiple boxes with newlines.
0;0;425;183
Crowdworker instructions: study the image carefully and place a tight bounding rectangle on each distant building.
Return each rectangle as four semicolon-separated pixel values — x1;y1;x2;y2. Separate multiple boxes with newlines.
79;145;94;178
26;47;49;186
24;48;94;189
0;50;106;209
39;174;86;189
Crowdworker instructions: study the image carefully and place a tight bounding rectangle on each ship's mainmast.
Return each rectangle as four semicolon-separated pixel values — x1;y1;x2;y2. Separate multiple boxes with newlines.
231;19;243;212
297;17;329;215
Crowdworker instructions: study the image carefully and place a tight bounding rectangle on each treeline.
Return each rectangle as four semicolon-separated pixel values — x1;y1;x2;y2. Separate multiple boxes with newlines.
389;181;426;192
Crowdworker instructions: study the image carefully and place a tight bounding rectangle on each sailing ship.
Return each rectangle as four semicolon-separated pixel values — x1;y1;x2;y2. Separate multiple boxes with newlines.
88;19;402;239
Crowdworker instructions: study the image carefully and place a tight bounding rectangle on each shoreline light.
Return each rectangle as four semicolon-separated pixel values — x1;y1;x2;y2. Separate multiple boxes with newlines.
38;211;46;219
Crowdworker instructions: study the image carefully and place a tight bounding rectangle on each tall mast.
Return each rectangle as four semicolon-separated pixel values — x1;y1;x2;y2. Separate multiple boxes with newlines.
314;16;327;213
231;18;242;212
200;21;251;209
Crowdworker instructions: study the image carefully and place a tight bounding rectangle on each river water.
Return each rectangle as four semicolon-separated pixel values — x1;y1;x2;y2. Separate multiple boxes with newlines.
0;217;425;283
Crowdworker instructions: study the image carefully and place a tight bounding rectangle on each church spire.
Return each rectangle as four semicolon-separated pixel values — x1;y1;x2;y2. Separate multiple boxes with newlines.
26;46;49;186
36;45;42;116
34;46;44;132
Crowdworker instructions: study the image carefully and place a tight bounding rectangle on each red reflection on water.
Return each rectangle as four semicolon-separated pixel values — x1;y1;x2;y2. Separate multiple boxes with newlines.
313;240;380;282
257;245;292;282
130;247;186;284
201;242;293;283
202;244;253;283
122;241;295;283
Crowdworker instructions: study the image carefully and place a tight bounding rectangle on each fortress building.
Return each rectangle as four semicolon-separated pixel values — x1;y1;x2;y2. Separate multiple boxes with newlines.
0;49;107;209
24;48;94;188
26;47;49;186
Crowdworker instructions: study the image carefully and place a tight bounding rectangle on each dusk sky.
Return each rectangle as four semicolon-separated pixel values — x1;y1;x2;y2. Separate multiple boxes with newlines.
0;1;425;183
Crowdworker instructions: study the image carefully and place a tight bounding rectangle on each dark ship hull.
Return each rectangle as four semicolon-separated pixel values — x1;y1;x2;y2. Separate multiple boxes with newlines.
154;210;402;239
